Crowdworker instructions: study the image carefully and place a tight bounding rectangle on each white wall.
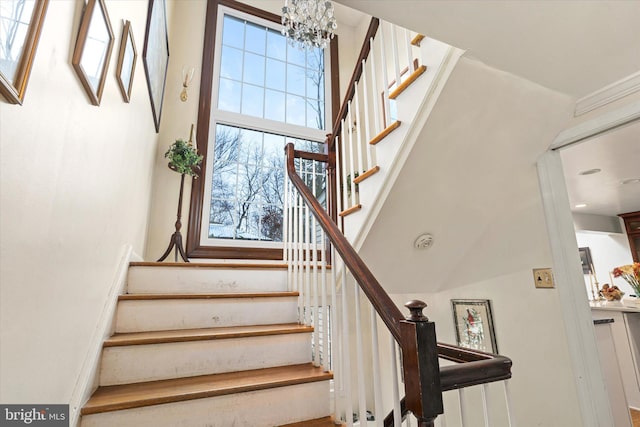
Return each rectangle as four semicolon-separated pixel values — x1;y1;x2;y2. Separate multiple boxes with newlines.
576;230;635;297
0;0;159;411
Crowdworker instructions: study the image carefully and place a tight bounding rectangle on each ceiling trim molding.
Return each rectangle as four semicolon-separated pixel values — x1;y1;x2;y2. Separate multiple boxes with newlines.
575;70;640;117
551;100;640;150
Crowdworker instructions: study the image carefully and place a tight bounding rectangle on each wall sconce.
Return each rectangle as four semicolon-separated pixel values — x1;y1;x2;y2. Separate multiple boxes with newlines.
180;66;195;102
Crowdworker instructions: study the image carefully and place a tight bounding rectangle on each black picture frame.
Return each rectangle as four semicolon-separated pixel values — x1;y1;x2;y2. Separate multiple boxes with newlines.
579;247;593;274
142;0;169;132
451;299;498;354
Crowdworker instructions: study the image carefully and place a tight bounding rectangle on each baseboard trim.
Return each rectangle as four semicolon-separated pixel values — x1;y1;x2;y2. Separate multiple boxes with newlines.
68;244;136;427
575;71;640;117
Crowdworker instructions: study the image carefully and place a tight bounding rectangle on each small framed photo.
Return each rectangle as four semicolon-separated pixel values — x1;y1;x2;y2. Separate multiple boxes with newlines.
578;247;593;274
72;0;115;106
116;20;137;103
451;299;498;353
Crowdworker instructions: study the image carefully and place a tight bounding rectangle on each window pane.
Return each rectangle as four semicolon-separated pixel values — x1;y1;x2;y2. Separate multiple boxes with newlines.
212;167;237;200
287;45;306;66
286;63;305;96
266;29;286;61
306;71;324;101
218;78;241;112
260;204;283;242
265;58;285;91
307;100;324;129
241;83;264;117
222;15;244;49
209;199;236;239
265;89;285;122
243;52;265;86
245;22;266;55
220;45;242;79
286;94;305;126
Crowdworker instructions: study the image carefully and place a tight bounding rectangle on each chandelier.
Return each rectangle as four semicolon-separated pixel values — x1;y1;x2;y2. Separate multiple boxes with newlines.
282;0;337;50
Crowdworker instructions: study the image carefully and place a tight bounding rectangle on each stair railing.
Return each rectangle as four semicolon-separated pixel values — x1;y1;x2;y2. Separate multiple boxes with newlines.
329;18;423;220
284;144;514;427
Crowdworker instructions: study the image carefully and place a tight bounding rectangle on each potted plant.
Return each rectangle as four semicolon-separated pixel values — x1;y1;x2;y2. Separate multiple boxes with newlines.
164;138;203;177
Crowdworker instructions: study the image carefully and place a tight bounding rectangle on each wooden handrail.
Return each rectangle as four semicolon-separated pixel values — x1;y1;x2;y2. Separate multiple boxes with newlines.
328;17;380;151
286;143;404;340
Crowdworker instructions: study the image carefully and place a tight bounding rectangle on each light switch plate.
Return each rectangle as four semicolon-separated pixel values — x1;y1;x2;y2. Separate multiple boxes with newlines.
533;268;554;288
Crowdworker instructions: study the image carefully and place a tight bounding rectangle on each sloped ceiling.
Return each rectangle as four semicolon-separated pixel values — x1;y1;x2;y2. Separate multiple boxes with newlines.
334;0;640;99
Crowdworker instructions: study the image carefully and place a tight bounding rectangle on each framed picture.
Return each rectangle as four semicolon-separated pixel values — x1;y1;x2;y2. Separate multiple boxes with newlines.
72;0;115;106
142;0;169;133
0;0;49;104
116;20;137;103
451;299;498;353
578;247;593;274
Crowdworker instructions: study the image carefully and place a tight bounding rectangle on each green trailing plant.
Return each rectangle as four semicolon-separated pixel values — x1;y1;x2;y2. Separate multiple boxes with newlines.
165;138;203;177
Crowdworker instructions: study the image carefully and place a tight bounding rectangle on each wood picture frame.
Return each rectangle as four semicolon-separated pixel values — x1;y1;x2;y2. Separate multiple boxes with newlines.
579;246;593;274
72;0;115;106
116;20;137;103
142;0;169;133
0;0;49;104
451;299;498;354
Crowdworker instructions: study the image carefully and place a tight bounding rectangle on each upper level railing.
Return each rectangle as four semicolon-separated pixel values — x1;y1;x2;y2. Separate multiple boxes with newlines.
284;144;513;427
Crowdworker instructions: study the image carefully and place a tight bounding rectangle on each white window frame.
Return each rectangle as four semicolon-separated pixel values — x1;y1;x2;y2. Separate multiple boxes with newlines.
200;5;332;248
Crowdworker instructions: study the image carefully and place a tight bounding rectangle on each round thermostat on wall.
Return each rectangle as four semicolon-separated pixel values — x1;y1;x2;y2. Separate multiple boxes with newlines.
414;234;434;249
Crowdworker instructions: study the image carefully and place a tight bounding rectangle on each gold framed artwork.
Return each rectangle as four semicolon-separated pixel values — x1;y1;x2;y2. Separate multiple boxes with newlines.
72;0;115;106
116;20;137;103
0;0;49;104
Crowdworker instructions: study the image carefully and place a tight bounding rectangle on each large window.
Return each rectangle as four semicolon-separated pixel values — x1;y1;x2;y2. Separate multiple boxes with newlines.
198;4;331;251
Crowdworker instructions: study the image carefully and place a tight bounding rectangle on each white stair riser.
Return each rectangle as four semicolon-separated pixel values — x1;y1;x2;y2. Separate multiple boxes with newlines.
81;380;331;427
114;297;298;332
127;267;287;294
99;333;312;386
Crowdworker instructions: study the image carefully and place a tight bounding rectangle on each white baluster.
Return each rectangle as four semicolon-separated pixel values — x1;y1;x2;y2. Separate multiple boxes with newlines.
404;28;415;73
390;23;401;92
354;283;368;426
503;380;516;427
370;310;383;427
458;388;467;427
293;190;301;318
312;162;320;366
391;337;402;427
354;80;365;175
369;37;382;136
305;200;311;326
378;24;391;126
342;269;354;426
437;413;447;427
361;58;373;170
347;103;356;208
340;121;350;211
321;230;329;372
299;191;306;324
481;384;491;427
331;246;343;421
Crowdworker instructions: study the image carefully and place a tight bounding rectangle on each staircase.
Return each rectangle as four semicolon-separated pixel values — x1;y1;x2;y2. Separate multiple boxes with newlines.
80;262;340;427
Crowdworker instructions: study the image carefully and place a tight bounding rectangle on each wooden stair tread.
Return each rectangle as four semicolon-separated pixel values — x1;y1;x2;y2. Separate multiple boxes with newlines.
389;65;427;100
353;166;380;184
105;323;313;347
411;33;425;46
369;121;401;145
119;291;299;300
339;204;362;217
279;416;344;426
81;363;332;415
130;262;288;269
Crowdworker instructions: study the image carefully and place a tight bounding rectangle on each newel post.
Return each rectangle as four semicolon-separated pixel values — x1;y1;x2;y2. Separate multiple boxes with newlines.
400;300;443;427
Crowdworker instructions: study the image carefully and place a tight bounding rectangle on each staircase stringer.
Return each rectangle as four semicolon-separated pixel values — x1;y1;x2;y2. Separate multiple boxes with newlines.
343;43;465;249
